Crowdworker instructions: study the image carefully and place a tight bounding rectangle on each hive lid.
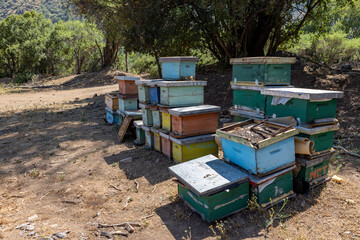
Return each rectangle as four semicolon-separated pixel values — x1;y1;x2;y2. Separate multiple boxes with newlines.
230;57;296;65
105;92;121;99
139;103;151;109
231;85;293;91
296;123;340;135
170;134;215;145
168;105;220;117
260;87;344;100
116;76;140;81
247;165;295;185
159;131;170;139
156;81;207;87
135;79;162;86
230;109;265;119
150;127;160;134
159;56;199;63
118;110;142;118
133;120;144;128
141;125;151;132
169;155;249;196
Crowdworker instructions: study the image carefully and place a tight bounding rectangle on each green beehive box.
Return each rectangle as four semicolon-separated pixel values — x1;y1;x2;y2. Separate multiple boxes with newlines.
133;120;145;145
169;155;249;222
230;57;296;85
118;94;138;112
157;81;207;107
139;103;153;126
248;166;295;209
231;109;265;122
261;88;344;123
150;106;162;128
296;124;339;153
135;79;162;104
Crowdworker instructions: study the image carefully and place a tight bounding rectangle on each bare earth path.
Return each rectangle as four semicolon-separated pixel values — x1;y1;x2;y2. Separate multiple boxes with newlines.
0;76;359;240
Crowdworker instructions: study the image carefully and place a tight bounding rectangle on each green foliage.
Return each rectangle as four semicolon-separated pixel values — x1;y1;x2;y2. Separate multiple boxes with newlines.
14;73;35;84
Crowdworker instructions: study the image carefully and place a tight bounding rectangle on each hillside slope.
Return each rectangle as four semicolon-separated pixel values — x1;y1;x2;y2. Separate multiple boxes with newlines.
0;0;77;22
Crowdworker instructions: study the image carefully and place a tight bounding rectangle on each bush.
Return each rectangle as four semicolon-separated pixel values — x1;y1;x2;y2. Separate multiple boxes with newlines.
14;73;35;84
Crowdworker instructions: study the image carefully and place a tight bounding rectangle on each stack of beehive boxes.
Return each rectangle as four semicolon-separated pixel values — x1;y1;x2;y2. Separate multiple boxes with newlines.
135;57;220;162
259;87;343;193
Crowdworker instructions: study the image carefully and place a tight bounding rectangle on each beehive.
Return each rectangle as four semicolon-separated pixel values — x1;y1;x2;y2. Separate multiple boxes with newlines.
135;79;162;104
105;107;122;125
261;88;343;123
151;127;162;152
141;125;154;149
169;155;249;222
105;92;120;111
117;76;140;95
230;57;296;86
159;56;198;80
159;132;172;158
216;120;298;176
157;81;207;107
169;105;220;138
139;103;153;126
150;106;162;128
171;134;218;163
133;120;145;145
159;107;172;132
118;94;138;112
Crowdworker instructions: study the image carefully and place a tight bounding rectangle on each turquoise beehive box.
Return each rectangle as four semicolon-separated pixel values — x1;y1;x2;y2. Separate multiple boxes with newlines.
216;120;298;177
230;57;296;85
261;88;344;124
139;103;153;126
160;56;198;80
135;79;162;104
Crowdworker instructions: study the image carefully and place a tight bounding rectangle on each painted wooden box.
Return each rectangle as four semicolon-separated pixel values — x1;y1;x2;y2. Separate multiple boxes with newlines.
296;124;339;153
139;103;153;127
261;88;344;123
216;120;298;176
231;109;265;122
169;105;220;138
105;107;122;125
159;131;172;158
133;120;145;145
160;107;172;132
169;155;249;222
248;166;295;209
118;109;143;120
151;127;162;152
150;106;162;128
230;57;296;85
159;56;198;81
105;92;120;111
157;81;207;107
141;125;154;149
118;94;138;112
117;76;140;95
135;79;162;104
171;134;218;163
149;87;161;105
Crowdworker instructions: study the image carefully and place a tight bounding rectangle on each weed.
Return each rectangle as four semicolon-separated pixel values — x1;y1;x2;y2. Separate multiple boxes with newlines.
209;221;229;240
335;164;343;174
142;219;150;228
57;173;66;181
248;194;261;212
182;227;192;240
30;168;40;178
112;162;119;167
265;198;291;228
73;159;77;164
103;149;108;153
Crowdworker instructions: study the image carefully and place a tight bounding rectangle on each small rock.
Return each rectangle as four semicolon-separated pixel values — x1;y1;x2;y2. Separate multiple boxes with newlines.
42;237;55;240
53;230;70;239
28;214;38;221
28;231;36;236
301;201;306;208
16;222;30;229
100;231;112;238
25;224;35;231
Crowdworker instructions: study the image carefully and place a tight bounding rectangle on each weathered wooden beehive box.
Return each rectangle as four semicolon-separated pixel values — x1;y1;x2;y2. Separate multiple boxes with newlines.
151;127;162;152
141;125;154;149
216;119;298;176
149;86;161;105
169;155;249;222
296;124;339;153
118;94;138;112
150;106;162;128
261;88;344;124
117;76;140;95
169;105;220;138
133;120;145;145
157;81;207;107
159;132;172;158
105;92;120;111
139;103;153;127
170;134;218;163
105;107;122;125
230;57;296;85
248;166;295;209
135;79;162;104
159;56;198;80
159;107;172;132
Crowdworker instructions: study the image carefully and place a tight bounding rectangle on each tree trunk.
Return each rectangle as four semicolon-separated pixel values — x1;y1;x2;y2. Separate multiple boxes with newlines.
152;47;162;78
125;51;128;72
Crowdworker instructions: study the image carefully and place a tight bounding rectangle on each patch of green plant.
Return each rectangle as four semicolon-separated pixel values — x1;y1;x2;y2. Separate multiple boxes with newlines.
265;198;291;228
14;73;35;84
247;194;261;212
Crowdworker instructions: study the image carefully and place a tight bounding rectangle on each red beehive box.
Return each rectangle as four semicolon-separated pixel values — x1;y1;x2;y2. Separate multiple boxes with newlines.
117;76;140;95
160;131;172;158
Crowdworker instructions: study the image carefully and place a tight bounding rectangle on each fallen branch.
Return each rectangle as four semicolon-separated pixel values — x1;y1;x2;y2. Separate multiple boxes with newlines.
110;184;121;191
134;180;139;193
125;223;134;233
140;214;154;220
123;196;131;210
40;192;50;201
98;222;141;228
110;231;129;236
152;186;157;193
334;146;360;158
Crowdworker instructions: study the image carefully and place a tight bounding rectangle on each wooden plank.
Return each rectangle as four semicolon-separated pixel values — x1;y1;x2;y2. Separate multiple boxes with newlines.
261;87;344;100
168;105;221;117
157;81;207;87
231;84;293;90
230;57;296;65
117;116;133;143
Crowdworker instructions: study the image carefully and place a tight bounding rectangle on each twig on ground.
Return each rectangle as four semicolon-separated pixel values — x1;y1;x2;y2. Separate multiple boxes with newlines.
125;223;135;233
110;184;121;191
334;146;360;158
140;214;154;220
40;192;50;201
123;196;131;210
98;222;141;228
134;180;139;192
152;186;157;193
110;231;129;236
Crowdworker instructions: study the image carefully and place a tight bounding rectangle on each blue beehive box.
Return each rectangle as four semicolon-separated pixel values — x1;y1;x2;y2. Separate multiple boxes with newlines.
149;86;161;105
105;107;122;125
216;119;298;177
159;56;198;80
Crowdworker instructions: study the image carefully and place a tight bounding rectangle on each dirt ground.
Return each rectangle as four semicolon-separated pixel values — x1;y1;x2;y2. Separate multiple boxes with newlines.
0;69;359;240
